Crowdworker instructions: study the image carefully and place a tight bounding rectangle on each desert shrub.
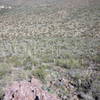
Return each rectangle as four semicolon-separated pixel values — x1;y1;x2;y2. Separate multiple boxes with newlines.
56;59;68;68
41;56;54;63
23;56;43;70
93;54;100;63
7;56;23;67
0;63;10;79
23;56;32;70
92;54;100;70
67;58;81;68
0;88;4;100
31;58;41;66
0;9;9;15
32;65;48;82
56;58;81;68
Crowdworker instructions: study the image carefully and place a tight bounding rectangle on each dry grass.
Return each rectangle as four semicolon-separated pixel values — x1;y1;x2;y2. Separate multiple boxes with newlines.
0;0;100;99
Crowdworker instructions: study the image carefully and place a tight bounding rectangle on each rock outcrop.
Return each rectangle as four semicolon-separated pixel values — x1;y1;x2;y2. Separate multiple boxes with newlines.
3;77;59;100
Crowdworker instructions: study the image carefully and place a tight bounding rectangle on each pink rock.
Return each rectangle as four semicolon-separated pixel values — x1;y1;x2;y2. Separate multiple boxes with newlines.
3;77;59;100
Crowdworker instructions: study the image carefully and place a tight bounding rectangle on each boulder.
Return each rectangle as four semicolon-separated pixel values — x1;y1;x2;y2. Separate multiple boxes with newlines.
3;77;59;100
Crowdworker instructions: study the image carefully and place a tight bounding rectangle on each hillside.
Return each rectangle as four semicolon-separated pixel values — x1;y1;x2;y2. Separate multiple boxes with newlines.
0;0;100;100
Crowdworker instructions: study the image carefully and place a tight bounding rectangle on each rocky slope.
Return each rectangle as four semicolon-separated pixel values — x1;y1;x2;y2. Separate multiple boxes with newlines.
0;0;100;100
3;77;59;100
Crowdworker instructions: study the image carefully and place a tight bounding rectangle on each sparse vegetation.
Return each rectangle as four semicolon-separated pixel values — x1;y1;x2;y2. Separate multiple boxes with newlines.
32;65;48;82
0;88;4;100
0;63;10;79
0;0;100;99
56;58;81;68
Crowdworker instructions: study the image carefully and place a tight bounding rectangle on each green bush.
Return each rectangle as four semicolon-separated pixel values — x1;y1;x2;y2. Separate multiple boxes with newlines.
42;56;54;63
56;59;68;68
23;57;32;70
7;56;23;67
32;66;47;82
67;58;81;68
0;63;10;79
93;54;100;63
56;58;81;68
0;88;4;100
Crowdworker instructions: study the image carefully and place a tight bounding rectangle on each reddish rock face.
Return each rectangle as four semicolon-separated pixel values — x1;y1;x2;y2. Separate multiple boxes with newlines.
3;77;59;100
